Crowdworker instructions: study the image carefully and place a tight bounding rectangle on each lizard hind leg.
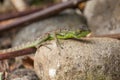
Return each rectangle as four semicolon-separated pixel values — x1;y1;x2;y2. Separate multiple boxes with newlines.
53;32;63;55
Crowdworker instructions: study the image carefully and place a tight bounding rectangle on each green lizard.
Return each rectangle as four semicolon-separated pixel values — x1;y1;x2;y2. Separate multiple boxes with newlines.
0;28;90;55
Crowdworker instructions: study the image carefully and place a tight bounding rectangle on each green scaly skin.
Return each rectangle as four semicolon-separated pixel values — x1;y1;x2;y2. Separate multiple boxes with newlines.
0;29;90;53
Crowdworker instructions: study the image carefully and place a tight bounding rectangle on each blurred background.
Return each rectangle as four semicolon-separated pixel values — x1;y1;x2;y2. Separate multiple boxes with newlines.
0;0;61;13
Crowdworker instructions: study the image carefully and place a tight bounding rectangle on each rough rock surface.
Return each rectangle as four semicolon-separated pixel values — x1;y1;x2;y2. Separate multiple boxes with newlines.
84;0;120;35
34;38;120;80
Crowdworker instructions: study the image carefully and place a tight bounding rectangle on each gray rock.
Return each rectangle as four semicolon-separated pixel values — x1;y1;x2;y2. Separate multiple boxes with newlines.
13;10;87;46
84;0;120;35
34;38;120;80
